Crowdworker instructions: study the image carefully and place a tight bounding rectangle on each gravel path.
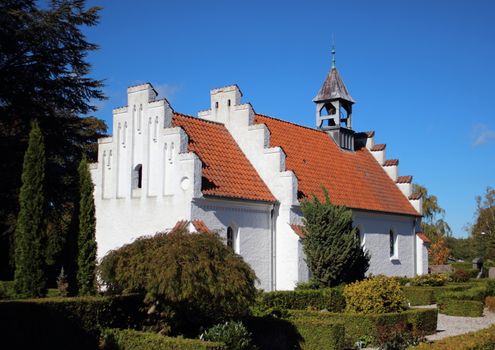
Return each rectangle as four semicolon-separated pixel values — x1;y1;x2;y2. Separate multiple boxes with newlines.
426;306;495;341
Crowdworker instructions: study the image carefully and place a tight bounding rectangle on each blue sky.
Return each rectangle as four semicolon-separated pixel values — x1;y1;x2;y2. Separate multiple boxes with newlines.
84;0;494;237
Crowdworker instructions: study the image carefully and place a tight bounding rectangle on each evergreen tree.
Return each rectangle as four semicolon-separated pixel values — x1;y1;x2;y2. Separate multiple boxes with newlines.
76;157;97;295
301;188;369;287
14;120;47;297
0;0;106;280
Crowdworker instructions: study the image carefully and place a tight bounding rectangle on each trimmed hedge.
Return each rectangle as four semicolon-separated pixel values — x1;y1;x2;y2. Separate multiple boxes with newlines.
287;308;437;346
256;288;345;312
411;324;495;350
438;299;484;317
0;280;15;299
403;285;471;306
101;329;226;350
244;316;344;350
0;295;143;350
292;318;345;350
438;286;487;302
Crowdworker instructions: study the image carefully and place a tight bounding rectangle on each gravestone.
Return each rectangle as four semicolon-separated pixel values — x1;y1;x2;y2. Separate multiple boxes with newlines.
489;267;495;279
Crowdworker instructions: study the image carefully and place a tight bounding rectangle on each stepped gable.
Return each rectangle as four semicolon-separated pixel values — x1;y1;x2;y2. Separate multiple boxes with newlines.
172;113;275;202
254;114;419;216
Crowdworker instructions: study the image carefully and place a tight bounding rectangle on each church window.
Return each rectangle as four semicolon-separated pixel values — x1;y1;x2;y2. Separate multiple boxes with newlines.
389;230;397;257
227;226;234;249
133;164;143;189
228;99;231;106
215;101;219;109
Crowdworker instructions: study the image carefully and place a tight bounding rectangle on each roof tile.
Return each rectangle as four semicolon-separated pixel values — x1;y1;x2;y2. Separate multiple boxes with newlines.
371;143;386;151
383;159;399;167
397;176;413;184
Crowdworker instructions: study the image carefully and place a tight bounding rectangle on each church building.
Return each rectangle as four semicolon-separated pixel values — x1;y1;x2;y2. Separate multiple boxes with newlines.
91;52;430;291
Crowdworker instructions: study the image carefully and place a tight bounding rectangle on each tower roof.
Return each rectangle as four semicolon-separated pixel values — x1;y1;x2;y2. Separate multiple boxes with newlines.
313;67;355;103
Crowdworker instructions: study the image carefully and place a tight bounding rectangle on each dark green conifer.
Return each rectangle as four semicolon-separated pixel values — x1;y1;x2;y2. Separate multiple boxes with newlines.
14;120;47;297
301;188;370;287
76;156;97;295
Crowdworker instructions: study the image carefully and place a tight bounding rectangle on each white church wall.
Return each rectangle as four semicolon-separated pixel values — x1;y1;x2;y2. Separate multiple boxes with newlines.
415;236;428;275
353;210;416;277
191;198;274;291
90;84;203;259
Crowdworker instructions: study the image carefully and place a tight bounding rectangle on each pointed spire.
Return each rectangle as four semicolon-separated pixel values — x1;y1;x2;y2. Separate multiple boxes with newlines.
313;62;354;103
331;46;336;69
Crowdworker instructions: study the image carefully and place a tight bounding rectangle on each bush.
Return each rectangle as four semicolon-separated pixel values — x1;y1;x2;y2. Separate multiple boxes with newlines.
409;274;449;287
412;324;495;350
438;286;487;302
291;318;345;350
288;308;437;346
200;321;256;350
403;285;471;306
256;288;345;312
243;316;344;350
449;269;470;283
0;295;143;350
101;329;226;350
438;300;484;317
0;281;16;299
99;230;257;335
344;276;407;314
485;296;495;312
486;280;495;296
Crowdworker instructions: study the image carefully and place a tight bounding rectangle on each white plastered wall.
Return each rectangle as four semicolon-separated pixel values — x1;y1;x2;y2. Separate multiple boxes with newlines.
415;235;429;275
91;84;202;259
191;198;274;291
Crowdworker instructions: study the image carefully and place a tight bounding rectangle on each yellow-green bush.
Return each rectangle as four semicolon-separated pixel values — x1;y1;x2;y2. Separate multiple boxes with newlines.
343;276;407;314
411;324;495;350
410;274;450;287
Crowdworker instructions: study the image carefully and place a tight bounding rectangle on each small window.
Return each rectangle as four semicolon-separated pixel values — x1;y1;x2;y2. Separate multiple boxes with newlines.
389;230;396;257
227;99;231;106
227;227;234;249
215;101;219;109
133;164;142;189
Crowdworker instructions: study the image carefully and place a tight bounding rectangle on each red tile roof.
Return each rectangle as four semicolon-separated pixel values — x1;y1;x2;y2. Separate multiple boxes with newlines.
290;224;305;239
416;232;431;244
397;176;413;184
173;113;275;202
191;220;210;233
255;114;419;216
409;192;422;200
371;143;386;151
383;159;399;167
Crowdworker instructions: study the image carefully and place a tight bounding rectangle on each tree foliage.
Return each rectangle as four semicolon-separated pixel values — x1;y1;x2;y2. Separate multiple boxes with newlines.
0;0;106;281
429;236;450;265
14;120;47;297
469;187;495;259
99;230;258;334
301;188;369;287
77;157;97;295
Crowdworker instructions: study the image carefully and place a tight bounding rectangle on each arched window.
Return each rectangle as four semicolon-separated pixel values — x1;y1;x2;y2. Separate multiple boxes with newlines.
227;227;234;249
389;230;396;257
133;164;142;189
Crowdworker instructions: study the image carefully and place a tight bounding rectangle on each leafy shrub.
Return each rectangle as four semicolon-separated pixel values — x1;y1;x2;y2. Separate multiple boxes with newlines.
243;316;303;350
256;288;345;312
403;285;471;306
0;280;16;299
102;328;226;350
200;321;256;350
413;324;495;350
486;280;495;296
376;319;424;350
449;269;470;283
438;299;484;317
291;318;345;350
344;276;407;314
287;308;437;346
409;274;449;287
294;280;320;290
0;295;143;350
485;296;495;312
99;230;257;335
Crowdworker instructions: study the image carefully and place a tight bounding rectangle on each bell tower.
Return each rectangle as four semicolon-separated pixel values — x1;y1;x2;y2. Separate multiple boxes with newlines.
313;47;356;150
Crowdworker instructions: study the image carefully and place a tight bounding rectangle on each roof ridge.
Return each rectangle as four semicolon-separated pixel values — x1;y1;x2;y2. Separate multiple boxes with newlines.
255;113;325;134
173;112;225;126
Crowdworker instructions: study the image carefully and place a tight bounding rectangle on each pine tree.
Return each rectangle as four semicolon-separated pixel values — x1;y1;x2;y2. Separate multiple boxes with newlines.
301;188;370;287
14;120;47;297
76;156;97;295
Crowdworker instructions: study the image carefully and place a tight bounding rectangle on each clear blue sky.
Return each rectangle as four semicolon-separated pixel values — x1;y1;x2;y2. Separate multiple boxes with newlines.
84;0;494;237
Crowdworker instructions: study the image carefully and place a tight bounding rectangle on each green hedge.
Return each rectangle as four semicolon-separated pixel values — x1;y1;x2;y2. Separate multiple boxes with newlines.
0;280;15;299
0;295;143;350
403;285;471;306
438;286;487;302
101;329;226;350
411;324;495;350
256;288;345;312
438;299;484;317
244;316;344;350
287;308;437;346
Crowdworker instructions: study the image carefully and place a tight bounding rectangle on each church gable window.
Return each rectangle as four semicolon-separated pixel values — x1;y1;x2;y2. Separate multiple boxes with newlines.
389;229;397;258
133;164;143;189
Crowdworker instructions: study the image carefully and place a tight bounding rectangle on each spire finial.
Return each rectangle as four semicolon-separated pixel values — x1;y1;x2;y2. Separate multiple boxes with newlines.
331;46;336;69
